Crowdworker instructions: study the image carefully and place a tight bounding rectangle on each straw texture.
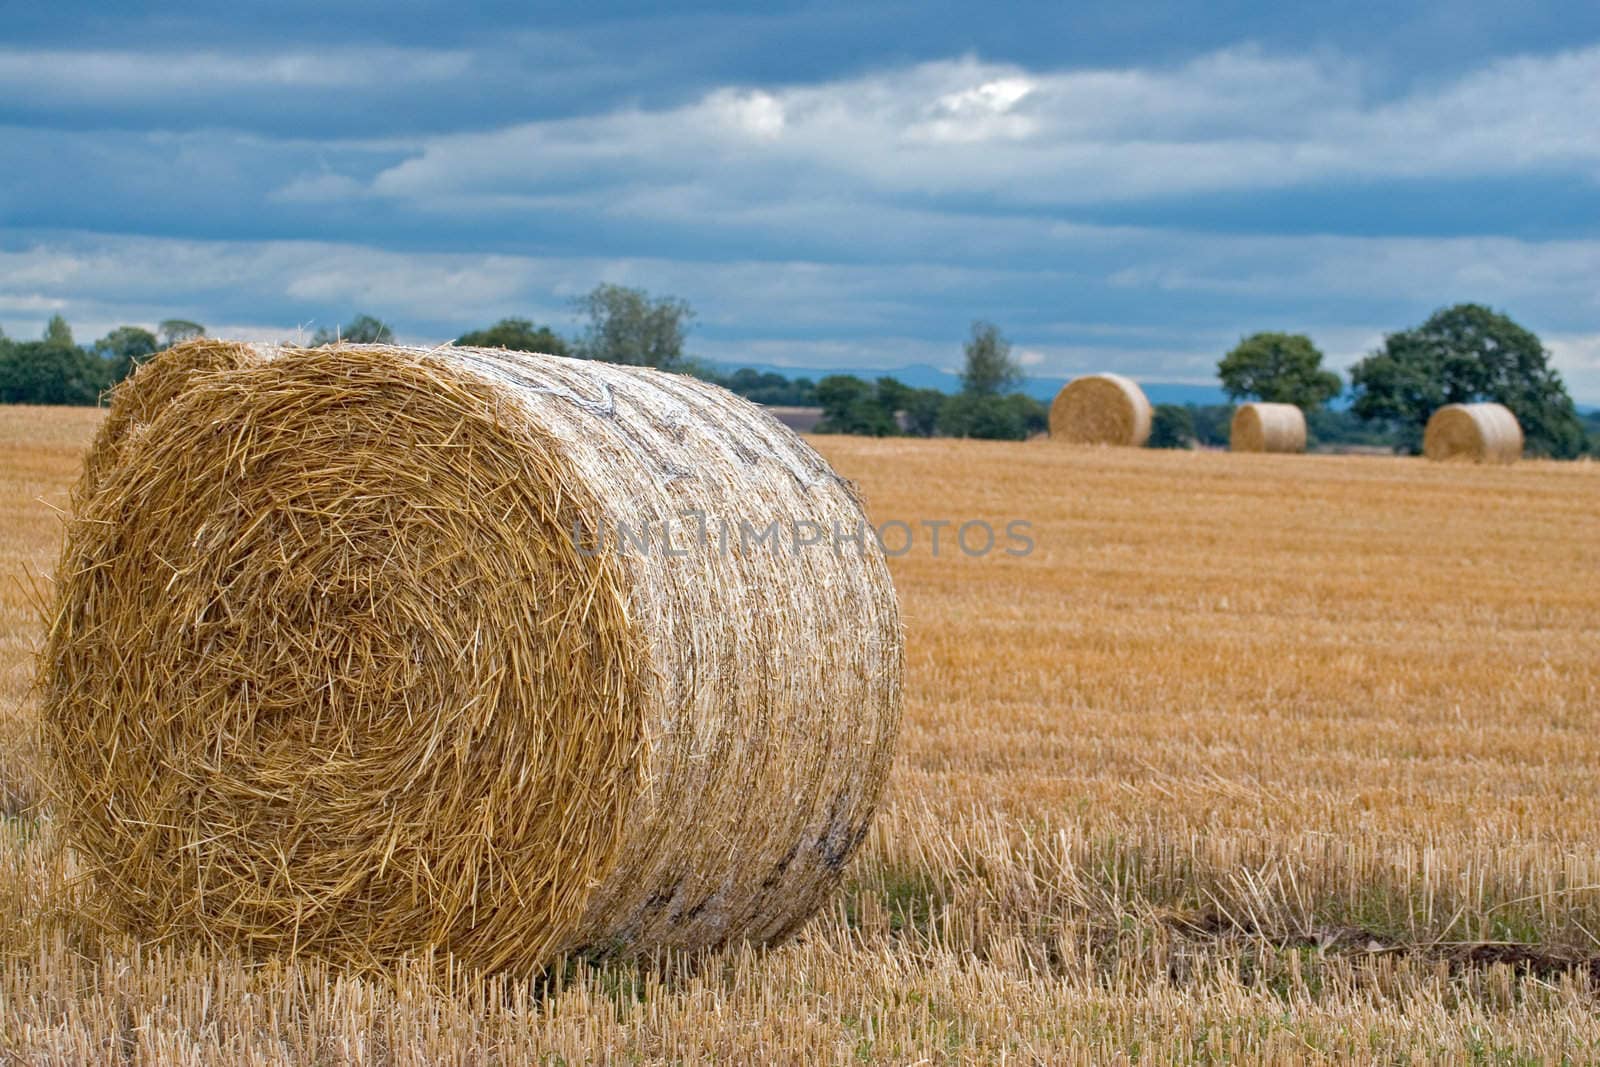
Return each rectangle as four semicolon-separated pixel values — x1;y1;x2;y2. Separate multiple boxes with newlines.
1423;403;1523;464
76;339;268;500
1229;402;1307;453
42;341;904;974
1049;374;1152;446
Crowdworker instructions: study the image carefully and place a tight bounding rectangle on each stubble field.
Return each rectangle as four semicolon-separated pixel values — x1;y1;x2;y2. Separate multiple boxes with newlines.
2;404;1599;1063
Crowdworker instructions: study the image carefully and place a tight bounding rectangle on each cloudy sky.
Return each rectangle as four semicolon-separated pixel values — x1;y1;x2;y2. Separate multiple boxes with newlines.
3;0;1599;398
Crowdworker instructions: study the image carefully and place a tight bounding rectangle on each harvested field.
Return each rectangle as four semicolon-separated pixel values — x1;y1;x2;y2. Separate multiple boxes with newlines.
3;405;1600;1062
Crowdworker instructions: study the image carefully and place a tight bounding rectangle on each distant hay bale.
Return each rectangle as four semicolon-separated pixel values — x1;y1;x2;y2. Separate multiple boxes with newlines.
1048;373;1152;446
1423;402;1524;464
1229;402;1307;453
42;341;904;974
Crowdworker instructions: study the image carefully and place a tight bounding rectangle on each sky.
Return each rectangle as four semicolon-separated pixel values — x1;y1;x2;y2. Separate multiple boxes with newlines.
2;0;1599;399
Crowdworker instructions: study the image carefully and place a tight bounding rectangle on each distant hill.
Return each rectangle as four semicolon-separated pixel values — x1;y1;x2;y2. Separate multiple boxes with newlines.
703;359;1233;407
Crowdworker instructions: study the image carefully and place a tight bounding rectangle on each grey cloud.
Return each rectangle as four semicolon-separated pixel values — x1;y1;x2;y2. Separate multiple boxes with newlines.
361;46;1600;211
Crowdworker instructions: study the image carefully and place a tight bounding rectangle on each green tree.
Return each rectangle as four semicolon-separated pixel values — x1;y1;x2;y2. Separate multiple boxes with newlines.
869;376;949;436
158;319;205;347
682;364;817;405
457;317;570;356
901;387;947;437
870;379;940;438
44;315;74;347
313;314;394;346
873;377;915;426
1305;406;1395;450
960;320;1022;397
937;392;1043;440
1217;332;1342;410
1148;404;1195;449
1349;304;1585;457
574;284;693;369
95;326;160;383
1011;393;1049;437
1582;410;1600;456
814;375;897;436
0;340;107;405
1187;404;1234;448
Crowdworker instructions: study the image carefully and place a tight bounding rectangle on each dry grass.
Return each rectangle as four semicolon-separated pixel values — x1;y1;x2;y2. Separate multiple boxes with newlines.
4;405;1600;1062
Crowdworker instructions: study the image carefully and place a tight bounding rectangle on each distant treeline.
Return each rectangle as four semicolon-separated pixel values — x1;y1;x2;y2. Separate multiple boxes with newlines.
3;290;1595;455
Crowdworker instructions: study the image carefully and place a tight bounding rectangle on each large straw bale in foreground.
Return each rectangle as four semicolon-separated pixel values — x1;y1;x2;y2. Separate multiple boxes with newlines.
1230;402;1307;453
43;341;903;973
1049;373;1152;446
1423;402;1523;463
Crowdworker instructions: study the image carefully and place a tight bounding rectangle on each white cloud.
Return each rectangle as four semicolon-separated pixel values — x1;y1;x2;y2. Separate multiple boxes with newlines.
361;45;1600;211
1547;333;1600;401
708;90;788;140
913;76;1038;144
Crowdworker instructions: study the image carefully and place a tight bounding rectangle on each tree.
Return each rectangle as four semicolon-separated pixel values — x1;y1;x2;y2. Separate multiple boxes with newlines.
313;314;394;346
158;319;205;347
1012;393;1049;437
457;317;570;357
1217;332;1342;410
95;326;160;383
1349;304;1586;457
1148;404;1195;449
1187;404;1234;448
44;315;74;347
573;284;693;369
960;320;1022;396
1583;410;1600;456
1305;406;1395;450
936;392;1043;440
902;389;946;437
874;377;914;424
0;340;107;405
814;375;897;436
869;376;948;436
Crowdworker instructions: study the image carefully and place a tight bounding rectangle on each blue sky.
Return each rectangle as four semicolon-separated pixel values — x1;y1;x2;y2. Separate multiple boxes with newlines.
3;1;1599;399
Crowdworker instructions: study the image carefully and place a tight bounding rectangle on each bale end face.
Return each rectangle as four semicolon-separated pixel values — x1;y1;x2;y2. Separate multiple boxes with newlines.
1423;403;1523;463
1048;374;1152;447
1230;402;1307;454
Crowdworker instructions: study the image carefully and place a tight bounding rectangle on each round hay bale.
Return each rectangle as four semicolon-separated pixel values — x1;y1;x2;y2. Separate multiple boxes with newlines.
1229;402;1307;453
42;341;903;973
76;339;267;502
1423;402;1523;463
1049;373;1152;446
